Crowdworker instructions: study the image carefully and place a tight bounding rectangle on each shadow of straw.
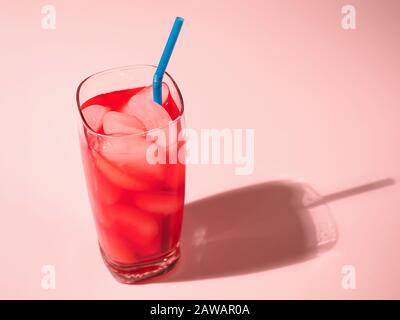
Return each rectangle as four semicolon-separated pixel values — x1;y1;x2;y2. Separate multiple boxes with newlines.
306;178;395;208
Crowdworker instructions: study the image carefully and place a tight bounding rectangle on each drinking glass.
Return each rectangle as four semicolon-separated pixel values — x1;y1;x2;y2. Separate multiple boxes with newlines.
76;65;185;283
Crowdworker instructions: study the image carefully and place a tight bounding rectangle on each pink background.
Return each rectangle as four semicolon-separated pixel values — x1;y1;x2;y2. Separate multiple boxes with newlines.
1;0;400;299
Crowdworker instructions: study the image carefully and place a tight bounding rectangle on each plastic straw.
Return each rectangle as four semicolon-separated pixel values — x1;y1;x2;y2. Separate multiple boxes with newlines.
153;17;184;105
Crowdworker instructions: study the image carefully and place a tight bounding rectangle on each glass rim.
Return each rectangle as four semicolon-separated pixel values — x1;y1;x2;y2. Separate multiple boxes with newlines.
76;64;185;138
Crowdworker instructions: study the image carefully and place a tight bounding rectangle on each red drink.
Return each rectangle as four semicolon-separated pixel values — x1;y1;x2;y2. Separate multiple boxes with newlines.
77;66;185;283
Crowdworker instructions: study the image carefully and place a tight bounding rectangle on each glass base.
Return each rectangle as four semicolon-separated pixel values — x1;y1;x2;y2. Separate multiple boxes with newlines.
100;245;180;284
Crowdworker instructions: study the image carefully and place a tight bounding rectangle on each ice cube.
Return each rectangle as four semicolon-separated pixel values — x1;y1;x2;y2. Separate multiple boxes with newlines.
81;104;110;132
122;83;172;131
93;167;121;205
146;120;179;151
103;111;146;135
99;135;165;183
134;191;183;215
111;205;159;243
109;205;160;257
91;149;153;191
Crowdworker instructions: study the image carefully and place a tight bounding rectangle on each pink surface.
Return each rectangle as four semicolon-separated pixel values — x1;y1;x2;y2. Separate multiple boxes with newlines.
1;0;400;299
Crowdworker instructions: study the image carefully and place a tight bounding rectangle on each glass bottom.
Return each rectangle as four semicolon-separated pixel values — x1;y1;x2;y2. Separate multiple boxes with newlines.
100;245;180;284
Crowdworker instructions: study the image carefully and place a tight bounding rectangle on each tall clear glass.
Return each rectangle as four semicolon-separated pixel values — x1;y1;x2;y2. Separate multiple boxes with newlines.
76;65;185;283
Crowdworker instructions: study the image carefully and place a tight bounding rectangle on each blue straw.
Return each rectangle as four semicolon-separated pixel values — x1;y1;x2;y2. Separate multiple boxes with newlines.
153;17;184;105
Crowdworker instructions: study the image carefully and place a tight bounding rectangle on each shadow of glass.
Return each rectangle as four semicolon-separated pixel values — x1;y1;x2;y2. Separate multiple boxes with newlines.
162;180;337;282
